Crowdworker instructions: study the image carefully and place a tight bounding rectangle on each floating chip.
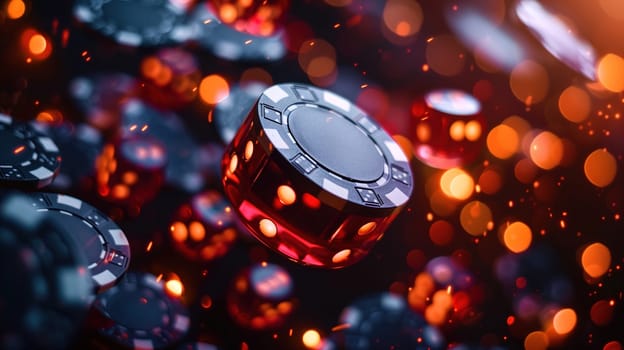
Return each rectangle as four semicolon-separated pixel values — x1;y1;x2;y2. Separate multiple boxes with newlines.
171;1;222;44
95;135;167;210
169;190;239;262
0;114;61;189
139;47;202;109
32;122;103;191
412;89;486;169
222;83;413;267
69;73;138;132
245;83;412;209
227;262;295;330
336;293;445;350
74;0;190;47
26;192;131;292
0;192;93;350
120;98;209;193
186;4;287;62
446;7;526;72
516;0;597;80
90;272;190;350
214;82;267;144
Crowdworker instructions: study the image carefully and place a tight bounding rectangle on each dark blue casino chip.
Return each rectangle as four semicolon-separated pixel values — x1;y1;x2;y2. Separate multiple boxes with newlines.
120;98;214;192
69;73;138;132
185;4;287;62
73;0;191;47
31;122;103;191
214;82;267;144
26;192;131;292
90;272;191;350
0;192;93;350
120;136;168;170
0;114;61;189
336;293;445;350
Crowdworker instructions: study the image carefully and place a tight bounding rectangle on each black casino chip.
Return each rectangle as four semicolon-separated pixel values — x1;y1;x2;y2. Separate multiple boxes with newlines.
214;82;266;144
255;83;412;211
120;98;213;192
335;293;445;350
32;122;103;191
0;114;61;189
26;192;131;292
90;272;191;350
0;192;93;350
69;73;138;132
186;4;287;62
73;0;191;47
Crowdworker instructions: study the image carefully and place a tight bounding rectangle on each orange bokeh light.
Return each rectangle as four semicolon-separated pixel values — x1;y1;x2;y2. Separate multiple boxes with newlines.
581;242;611;278
553;308;577;335
28;34;47;55
487;124;519;159
302;329;322;349
584;149;617;188
170;221;188;242
199;75;230;105
440;168;474;200
598;53;624;92
503;221;532;253
7;0;26;19
559;86;591;123
529;131;563;170
165;278;184;297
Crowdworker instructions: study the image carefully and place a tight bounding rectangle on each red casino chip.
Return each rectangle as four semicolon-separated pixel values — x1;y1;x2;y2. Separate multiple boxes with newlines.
169;190;239;262
222;83;414;268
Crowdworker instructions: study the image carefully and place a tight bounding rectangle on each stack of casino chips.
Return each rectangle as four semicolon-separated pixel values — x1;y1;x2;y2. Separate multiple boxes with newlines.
0;192;92;350
2;2;418;342
0;113;191;350
71;0;288;62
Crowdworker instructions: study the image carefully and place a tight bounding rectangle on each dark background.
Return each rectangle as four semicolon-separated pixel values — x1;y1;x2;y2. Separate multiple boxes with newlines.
1;0;623;349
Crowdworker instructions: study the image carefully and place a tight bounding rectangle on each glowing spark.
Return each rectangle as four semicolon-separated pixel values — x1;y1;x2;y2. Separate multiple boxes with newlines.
331;323;351;331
